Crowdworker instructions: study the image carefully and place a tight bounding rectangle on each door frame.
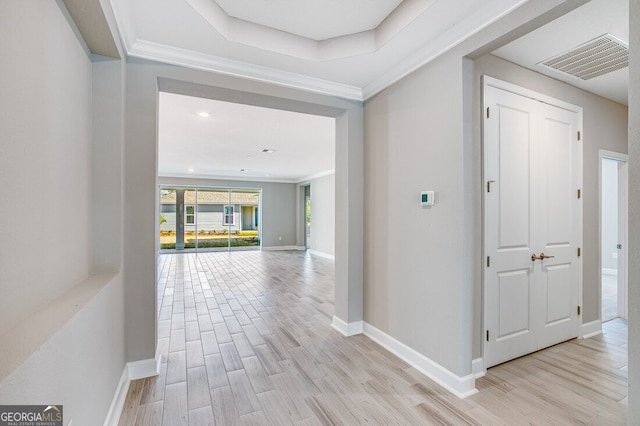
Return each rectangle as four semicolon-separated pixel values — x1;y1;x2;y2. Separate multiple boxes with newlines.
482;76;584;364
599;150;629;320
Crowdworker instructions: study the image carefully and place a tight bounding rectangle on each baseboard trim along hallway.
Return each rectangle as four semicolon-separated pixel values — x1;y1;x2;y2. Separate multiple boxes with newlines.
581;319;603;339
331;316;478;398
104;354;161;426
362;322;478;398
331;316;363;336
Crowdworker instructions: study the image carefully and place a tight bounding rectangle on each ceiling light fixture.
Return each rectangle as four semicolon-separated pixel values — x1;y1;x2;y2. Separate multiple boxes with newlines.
261;148;275;153
188;168;195;172
197;111;211;118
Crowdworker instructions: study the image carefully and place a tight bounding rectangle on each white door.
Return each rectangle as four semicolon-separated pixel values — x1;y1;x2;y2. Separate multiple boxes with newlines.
484;79;582;368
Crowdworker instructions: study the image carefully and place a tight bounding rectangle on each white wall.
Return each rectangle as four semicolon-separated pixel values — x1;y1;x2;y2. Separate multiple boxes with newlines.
0;1;126;423
628;0;640;422
309;173;335;258
0;0;93;334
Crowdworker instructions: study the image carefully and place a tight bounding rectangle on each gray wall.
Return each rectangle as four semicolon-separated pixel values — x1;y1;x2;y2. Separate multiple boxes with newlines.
0;1;126;423
157;177;298;247
472;55;628;357
309;173;336;257
363;0;597;377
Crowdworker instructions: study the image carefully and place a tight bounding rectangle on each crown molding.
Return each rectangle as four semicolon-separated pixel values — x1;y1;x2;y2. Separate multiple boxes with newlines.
362;0;528;99
110;0;527;102
127;39;363;101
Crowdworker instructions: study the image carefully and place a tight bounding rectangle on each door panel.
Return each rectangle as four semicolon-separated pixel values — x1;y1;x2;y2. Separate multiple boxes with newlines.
497;269;531;338
544;263;573;323
484;80;581;368
484;87;538;367
498;106;532;249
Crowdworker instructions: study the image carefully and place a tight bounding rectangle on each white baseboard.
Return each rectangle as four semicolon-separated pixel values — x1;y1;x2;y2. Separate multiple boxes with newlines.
580;320;602;339
331;316;363;336
309;250;335;260
103;367;130;426
262;245;305;251
472;358;485;378
104;354;161;425
602;268;618;276
362;322;477;399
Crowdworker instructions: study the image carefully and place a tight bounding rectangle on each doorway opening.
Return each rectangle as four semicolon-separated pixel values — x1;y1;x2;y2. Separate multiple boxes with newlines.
159;186;261;252
600;151;628;322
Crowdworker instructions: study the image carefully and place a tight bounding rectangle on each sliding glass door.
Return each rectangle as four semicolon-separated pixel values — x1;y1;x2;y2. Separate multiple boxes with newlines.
159;186;261;252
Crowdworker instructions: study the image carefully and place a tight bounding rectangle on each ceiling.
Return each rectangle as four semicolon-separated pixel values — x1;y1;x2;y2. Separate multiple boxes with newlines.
109;0;528;99
158;92;335;182
493;0;629;105
67;0;630;181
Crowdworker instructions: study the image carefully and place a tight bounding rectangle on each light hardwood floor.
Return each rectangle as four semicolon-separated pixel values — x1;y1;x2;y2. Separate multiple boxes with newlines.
119;251;627;425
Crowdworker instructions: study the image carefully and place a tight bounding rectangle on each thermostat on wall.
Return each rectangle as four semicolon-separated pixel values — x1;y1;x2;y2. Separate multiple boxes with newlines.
421;191;435;206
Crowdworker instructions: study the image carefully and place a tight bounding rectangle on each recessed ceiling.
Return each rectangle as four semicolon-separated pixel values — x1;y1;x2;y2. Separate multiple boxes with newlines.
158;92;335;182
214;0;403;41
110;0;528;99
492;0;628;105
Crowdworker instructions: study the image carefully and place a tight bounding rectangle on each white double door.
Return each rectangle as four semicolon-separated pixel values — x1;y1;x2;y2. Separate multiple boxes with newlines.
483;79;582;368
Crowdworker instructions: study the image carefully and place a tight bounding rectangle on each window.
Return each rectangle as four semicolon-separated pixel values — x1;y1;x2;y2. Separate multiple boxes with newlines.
185;205;195;225
223;205;234;225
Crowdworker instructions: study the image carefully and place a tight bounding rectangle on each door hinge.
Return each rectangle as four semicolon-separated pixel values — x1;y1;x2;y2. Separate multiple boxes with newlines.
577;247;581;257
577;306;581;316
487;256;491;267
577;189;581;199
487;180;495;193
486;330;490;341
577;131;581;141
487;107;490;118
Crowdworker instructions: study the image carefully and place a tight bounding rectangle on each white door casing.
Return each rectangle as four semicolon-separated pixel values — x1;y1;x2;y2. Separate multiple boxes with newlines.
483;77;583;368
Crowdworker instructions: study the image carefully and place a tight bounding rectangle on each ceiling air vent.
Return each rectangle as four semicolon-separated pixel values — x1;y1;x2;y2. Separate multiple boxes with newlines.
538;34;628;80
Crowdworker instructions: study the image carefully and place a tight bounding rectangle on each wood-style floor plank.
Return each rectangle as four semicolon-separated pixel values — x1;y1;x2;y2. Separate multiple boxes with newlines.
120;250;628;425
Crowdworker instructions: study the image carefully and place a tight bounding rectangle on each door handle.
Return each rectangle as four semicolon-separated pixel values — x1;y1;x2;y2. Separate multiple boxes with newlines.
531;253;555;261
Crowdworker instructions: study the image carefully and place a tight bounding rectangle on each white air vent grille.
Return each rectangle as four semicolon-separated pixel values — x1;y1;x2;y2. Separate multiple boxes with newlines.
539;34;628;80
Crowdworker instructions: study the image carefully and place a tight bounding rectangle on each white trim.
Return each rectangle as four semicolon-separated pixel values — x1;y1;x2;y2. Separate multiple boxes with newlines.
362;0;527;99
331;316;363;337
104;354;162;425
128;40;363;101
363;322;477;398
297;169;335;184
484;76;583;113
103;367;129;426
602;268;618;276
580;320;602;339
127;354;162;381
472;358;485;378
261;245;306;251
309;250;335;261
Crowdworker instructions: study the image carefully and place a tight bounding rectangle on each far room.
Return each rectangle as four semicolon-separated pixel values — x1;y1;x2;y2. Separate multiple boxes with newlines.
157;91;336;256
